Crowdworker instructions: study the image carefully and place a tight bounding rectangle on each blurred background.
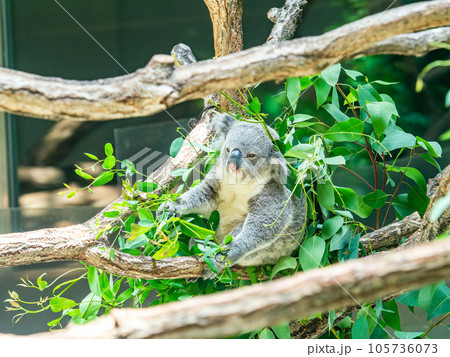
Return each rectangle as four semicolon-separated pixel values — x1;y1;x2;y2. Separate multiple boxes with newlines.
0;0;448;335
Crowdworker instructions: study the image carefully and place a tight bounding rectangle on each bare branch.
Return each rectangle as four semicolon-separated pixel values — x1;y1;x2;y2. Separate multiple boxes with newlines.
0;1;448;121
266;0;308;44
2;238;448;339
354;26;450;58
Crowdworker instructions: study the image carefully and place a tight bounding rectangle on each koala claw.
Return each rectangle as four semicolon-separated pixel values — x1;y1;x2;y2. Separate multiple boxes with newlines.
156;201;176;217
202;254;227;280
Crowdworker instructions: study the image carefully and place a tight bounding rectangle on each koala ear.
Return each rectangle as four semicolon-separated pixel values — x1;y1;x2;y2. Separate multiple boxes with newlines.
214;113;237;134
212;113;237;151
270;150;288;184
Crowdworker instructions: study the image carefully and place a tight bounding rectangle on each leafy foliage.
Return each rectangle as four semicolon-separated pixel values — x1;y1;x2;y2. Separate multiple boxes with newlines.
6;65;448;338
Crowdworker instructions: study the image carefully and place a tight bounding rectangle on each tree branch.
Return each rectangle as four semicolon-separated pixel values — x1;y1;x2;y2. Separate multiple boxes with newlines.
0;1;448;121
266;0;308;44
2;238;448;339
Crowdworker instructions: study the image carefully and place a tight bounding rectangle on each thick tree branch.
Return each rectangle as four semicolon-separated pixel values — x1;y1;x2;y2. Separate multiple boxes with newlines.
1;163;448;282
2;238;448;339
0;1;448;121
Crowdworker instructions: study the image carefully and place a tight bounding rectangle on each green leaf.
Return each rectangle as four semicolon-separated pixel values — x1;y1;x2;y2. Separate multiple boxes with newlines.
422;154;441;172
416;137;442;158
290;114;314;123
328;309;336;331
259;328;275;339
430;191;450;222
180;220;215;240
330;226;351;251
317;180;335;211
138;209;154;222
75;169;94;180
208;210;220;231
170;168;190;177
138;181;158;192
427;284;450;320
363;190;387;209
321;216;344;240
117;288;133;303
343;68;363;80
87;266;102;297
322;63;341;86
396;290;420;307
37;274;47;291
300;76;312;90
67;192;75;199
84;153;99;161
366;101;397;137
372;80;399;86
286;77;301;111
79;293;102;319
270;256;297;279
357;84;378;109
104;143;114;156
322;103;350;123
202;256;217;274
93;171;115;186
351;196;373;219
388;166;427;192
335;187;358;210
408;186;430;216
298;236;326;271
382;300;401;330
153;241;180;260
102;155;116;170
325;118;364;142
284;143;315;159
103;210;120;218
357;305;378;335
337;316;353;329
248;97;261;114
314;76;332;107
170;137;184;158
271;322;291;339
392;193;415;219
352;317;369;339
324;156;346;166
380;129;416;153
50;296;77;313
394;331;423;339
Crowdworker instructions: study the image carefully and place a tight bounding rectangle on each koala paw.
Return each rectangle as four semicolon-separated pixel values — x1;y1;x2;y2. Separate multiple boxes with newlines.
156;201;176;217
202;254;227;280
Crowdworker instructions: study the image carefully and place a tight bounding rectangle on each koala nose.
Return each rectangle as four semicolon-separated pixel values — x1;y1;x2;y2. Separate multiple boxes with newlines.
227;149;242;170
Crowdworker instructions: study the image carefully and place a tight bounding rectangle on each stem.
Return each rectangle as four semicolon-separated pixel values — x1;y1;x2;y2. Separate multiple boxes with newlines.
338;165;374;190
421;312;450;339
381;149;414;227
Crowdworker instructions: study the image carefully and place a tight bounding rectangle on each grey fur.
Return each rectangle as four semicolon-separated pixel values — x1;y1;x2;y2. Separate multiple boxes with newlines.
160;114;306;279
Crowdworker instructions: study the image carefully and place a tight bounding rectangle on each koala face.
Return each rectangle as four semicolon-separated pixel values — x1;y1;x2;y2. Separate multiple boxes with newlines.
220;121;283;184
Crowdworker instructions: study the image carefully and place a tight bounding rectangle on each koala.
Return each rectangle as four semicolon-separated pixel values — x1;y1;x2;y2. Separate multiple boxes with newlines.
160;114;306;279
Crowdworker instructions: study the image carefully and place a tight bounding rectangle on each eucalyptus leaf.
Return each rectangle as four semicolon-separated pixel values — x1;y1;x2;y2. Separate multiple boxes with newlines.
322;63;341;86
298;236;326;271
314;76;332;107
169;137;184;157
270;256;297;278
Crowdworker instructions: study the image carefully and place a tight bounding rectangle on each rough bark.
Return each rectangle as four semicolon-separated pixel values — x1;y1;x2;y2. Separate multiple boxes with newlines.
266;0;307;44
2;238;448;339
204;0;245;112
1;163;448;279
0;1;448;121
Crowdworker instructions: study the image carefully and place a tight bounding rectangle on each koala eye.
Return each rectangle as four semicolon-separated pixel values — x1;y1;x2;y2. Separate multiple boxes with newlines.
247;153;256;158
226;147;230;153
